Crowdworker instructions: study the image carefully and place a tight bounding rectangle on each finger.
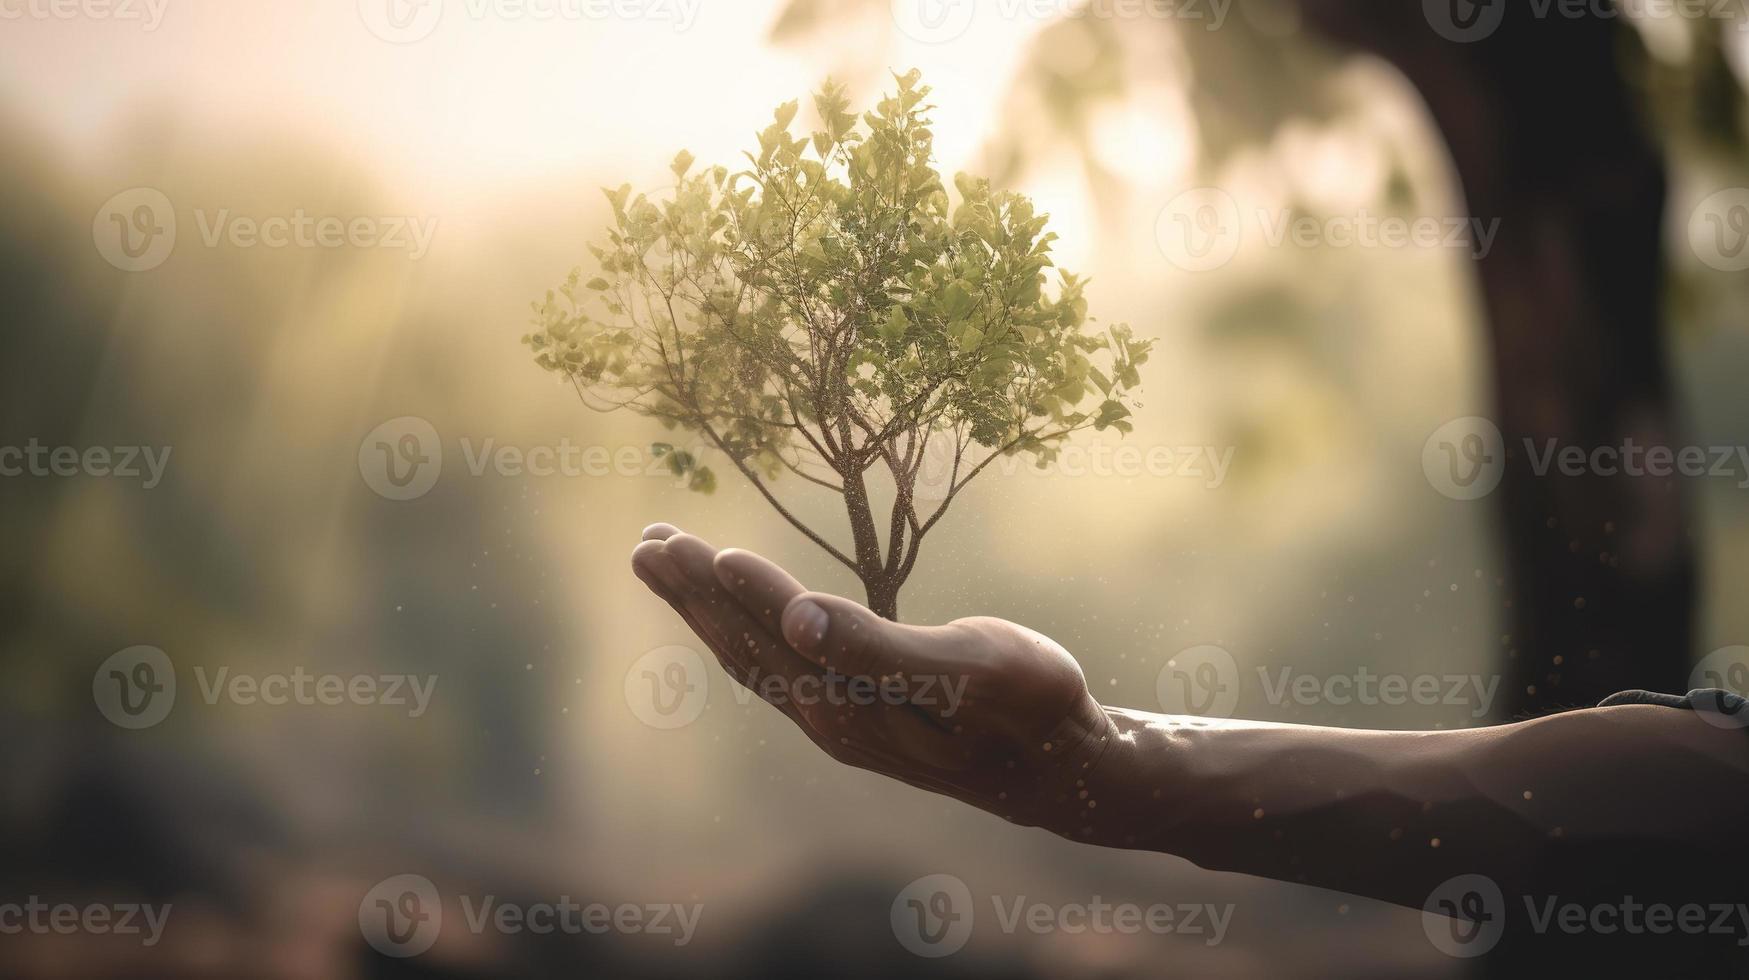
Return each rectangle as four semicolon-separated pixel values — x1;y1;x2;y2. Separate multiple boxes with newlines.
631;538;680;600
630;538;732;670
779;591;938;679
642;522;683;542
654;534;763;675
713;548;808;642
659;533;724;597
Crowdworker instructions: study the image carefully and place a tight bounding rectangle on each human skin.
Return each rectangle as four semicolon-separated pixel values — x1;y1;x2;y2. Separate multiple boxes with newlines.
628;524;1749;931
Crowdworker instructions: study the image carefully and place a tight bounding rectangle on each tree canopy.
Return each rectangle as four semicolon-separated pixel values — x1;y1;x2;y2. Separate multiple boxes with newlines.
526;70;1151;618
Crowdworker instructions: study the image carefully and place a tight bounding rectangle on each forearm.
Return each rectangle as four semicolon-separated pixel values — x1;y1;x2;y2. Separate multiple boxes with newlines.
1067;703;1749;913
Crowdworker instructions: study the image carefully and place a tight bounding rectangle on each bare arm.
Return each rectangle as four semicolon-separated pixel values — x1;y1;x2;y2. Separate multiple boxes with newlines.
629;525;1749;920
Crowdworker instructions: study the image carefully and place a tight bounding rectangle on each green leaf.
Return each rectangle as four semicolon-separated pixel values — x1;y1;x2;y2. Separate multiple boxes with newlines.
688;466;717;494
670;149;695;178
879;305;910;343
940;281;974;321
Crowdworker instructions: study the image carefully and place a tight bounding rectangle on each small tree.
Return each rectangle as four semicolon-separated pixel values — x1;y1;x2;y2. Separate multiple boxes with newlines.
526;70;1151;620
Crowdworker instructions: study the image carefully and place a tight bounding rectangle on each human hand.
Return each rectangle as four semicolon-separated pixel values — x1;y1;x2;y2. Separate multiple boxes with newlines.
629;523;1126;838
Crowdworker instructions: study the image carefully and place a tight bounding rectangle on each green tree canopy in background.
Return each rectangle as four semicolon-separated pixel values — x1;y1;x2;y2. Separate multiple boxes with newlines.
527;70;1151;619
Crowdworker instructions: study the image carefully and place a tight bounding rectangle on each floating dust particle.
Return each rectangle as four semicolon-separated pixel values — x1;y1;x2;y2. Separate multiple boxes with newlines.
1522;790;1533;800
1253;808;1265;819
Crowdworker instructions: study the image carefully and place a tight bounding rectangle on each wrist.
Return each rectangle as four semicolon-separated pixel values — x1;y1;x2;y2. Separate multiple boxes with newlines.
1053;704;1189;851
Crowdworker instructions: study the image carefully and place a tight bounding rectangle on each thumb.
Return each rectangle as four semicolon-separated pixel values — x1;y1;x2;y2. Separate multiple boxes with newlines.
782;592;920;679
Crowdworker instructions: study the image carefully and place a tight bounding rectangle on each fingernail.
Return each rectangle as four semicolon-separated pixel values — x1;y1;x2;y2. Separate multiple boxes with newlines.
783;599;829;651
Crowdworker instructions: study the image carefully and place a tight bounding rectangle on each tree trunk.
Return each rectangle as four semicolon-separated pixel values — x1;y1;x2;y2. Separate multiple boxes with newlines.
862;575;900;621
1301;2;1696;717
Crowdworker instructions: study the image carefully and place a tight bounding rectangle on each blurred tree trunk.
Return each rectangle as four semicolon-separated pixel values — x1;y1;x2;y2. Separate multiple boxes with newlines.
1301;3;1696;716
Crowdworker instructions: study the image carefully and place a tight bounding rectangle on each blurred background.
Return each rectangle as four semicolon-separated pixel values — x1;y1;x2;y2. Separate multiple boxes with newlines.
3;0;1747;976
